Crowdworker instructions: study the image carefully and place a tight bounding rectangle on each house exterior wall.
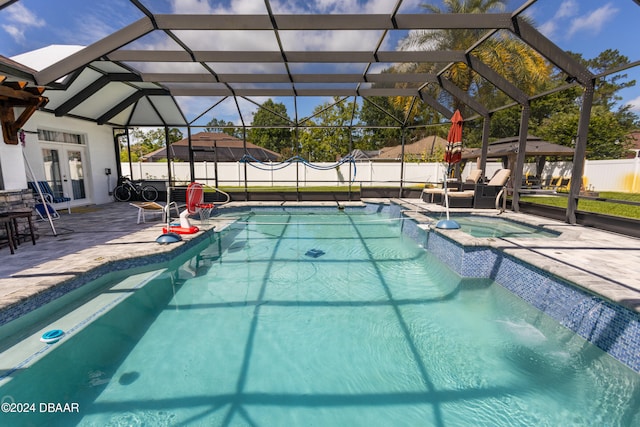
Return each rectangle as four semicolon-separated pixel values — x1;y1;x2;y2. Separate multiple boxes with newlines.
0;139;27;191
1;111;118;206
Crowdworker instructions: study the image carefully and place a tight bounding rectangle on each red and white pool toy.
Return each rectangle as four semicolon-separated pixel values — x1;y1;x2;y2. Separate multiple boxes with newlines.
162;225;199;234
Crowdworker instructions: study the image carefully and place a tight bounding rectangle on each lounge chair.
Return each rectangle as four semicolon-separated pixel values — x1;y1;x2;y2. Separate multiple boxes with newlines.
130;201;179;224
422;169;483;203
448;169;511;209
28;181;71;214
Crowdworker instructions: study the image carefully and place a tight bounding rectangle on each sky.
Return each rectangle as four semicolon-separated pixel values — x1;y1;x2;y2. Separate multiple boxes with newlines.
1;0;639;126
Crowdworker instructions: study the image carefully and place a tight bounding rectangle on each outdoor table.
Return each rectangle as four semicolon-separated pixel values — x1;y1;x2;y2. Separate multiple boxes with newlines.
0;214;15;254
8;209;37;247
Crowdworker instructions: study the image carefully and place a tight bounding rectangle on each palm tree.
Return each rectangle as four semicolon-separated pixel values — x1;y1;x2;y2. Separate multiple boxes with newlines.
396;0;551;113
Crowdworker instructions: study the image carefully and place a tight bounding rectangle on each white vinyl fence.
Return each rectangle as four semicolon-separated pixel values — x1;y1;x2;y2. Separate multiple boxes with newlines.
123;157;640;193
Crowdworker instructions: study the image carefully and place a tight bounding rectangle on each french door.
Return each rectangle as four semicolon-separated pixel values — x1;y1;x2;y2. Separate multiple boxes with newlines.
41;146;88;202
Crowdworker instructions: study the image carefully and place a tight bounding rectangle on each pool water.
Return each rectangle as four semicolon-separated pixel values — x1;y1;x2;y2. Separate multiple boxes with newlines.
435;215;559;238
1;209;638;426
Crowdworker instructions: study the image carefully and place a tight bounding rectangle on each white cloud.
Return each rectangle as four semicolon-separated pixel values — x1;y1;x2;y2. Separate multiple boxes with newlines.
171;0;265;14
312;0;390;14
555;0;578;19
628;96;640;113
227;0;268;14
537;20;557;39
536;0;577;39
279;29;381;51
567;3;618;38
171;0;215;14
1;2;45;44
269;0;407;15
537;2;619;42
72;15;117;46
1;24;24;43
5;2;45;27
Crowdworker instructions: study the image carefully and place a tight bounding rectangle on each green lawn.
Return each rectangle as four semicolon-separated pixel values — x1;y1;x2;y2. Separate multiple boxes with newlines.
519;192;640;220
203;185;640;220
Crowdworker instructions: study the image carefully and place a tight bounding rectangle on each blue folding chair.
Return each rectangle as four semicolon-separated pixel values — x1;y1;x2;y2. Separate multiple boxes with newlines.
28;181;71;214
34;202;60;220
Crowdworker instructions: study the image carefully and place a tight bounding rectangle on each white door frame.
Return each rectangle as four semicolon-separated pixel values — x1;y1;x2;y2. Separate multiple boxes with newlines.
40;142;92;205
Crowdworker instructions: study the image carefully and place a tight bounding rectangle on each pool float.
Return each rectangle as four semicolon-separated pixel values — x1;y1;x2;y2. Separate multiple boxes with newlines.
162;225;199;234
162;199;200;234
40;329;65;344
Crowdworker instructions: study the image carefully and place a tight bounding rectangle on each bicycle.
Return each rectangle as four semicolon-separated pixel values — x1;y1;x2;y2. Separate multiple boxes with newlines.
113;177;158;202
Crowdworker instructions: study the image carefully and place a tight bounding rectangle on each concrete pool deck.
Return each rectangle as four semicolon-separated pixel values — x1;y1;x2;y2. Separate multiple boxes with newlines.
0;199;639;317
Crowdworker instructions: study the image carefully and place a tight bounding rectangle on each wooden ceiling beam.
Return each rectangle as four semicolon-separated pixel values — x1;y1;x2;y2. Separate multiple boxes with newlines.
0;79;48;144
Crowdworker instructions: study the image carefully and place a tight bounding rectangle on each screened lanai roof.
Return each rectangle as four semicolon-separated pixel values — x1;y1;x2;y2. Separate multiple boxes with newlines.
1;0;638;128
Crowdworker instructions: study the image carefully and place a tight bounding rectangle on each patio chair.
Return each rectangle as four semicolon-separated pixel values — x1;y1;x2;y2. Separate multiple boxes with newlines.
423;169;483;203
448;169;511;209
555;177;571;192
474;168;511;209
28;181;71;214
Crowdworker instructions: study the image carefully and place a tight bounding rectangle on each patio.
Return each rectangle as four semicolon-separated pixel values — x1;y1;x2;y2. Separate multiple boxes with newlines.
0;200;639;317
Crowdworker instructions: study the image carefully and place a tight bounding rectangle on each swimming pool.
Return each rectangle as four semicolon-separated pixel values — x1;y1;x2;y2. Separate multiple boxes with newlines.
1;207;638;426
429;214;559;238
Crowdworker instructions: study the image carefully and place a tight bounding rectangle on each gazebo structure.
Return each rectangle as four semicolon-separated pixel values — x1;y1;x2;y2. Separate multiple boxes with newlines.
0;0;639;224
462;135;575;161
462;135;576;182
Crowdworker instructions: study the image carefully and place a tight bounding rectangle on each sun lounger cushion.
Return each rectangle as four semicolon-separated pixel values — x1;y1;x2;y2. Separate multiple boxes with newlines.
130;202;165;224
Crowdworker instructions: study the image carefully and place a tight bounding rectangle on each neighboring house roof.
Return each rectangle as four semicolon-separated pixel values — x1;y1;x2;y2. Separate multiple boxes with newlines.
143;132;281;162
626;131;640;158
376;135;448;160
347;149;382;160
630;131;640;147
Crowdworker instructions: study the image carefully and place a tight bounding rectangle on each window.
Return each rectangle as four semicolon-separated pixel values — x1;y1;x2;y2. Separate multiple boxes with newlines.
38;129;84;145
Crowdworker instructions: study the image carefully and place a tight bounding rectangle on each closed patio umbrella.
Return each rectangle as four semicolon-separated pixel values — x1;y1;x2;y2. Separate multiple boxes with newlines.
445;110;463;165
437;110;463;229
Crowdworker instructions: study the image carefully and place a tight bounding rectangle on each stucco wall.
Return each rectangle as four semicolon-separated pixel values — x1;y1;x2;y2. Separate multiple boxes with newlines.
2;111;118;205
0;141;27;191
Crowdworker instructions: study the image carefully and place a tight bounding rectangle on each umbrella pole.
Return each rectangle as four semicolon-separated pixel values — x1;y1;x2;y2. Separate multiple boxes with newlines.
436;108;462;230
443;167;450;221
436;164;460;229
